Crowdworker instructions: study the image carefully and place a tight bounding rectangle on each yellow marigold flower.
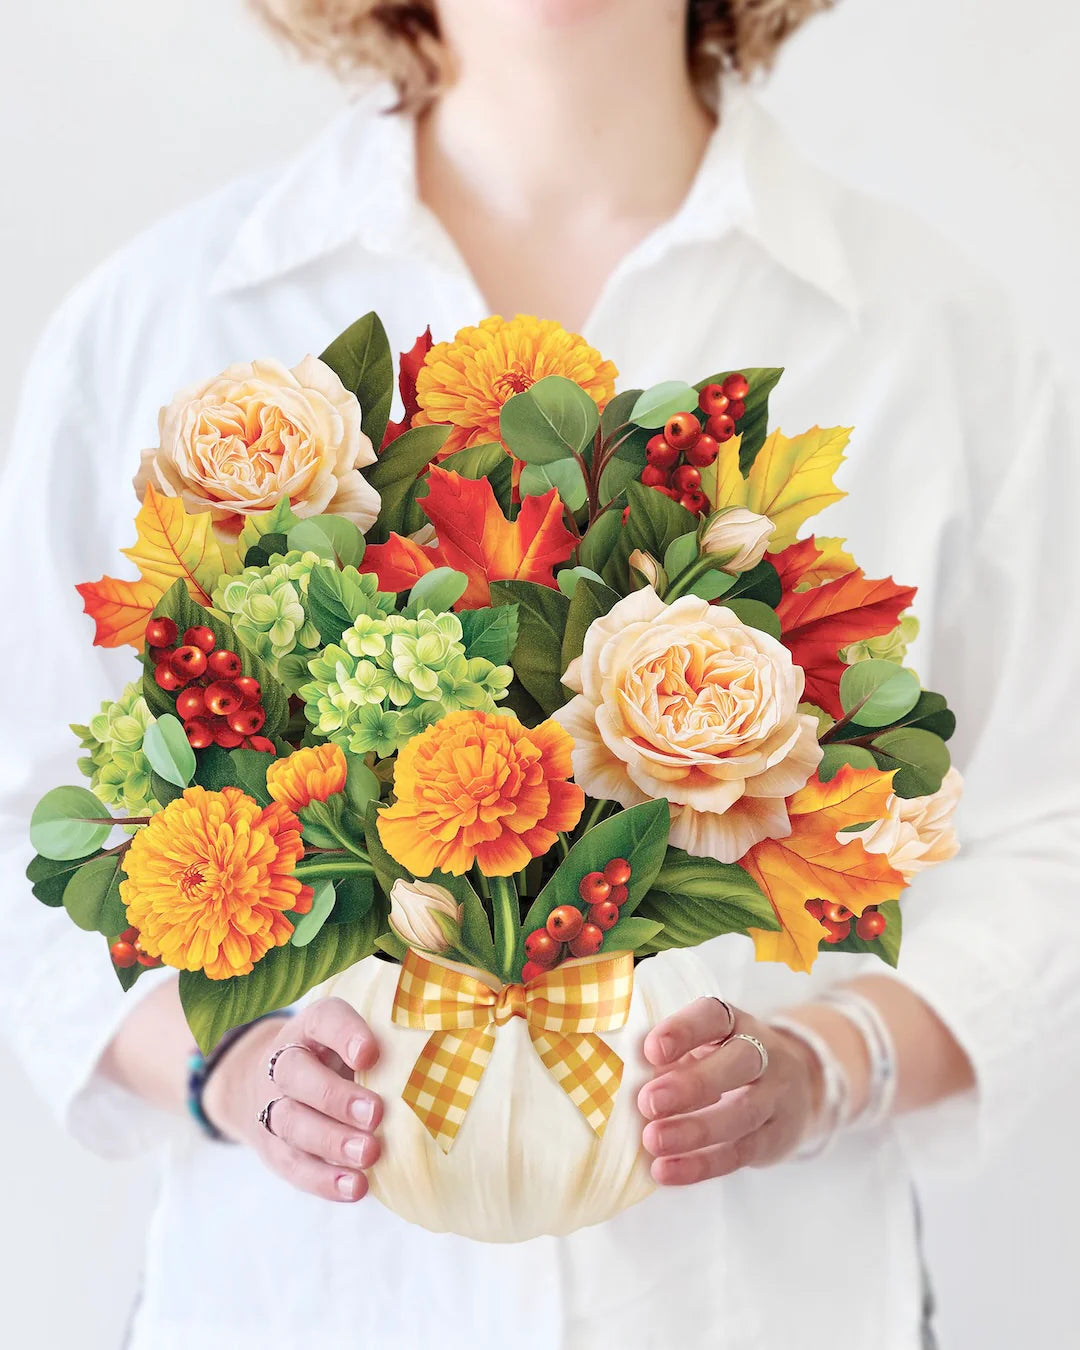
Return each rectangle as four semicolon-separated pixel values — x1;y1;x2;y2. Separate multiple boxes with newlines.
413;314;618;458
266;743;348;814
377;710;585;878
120;786;313;980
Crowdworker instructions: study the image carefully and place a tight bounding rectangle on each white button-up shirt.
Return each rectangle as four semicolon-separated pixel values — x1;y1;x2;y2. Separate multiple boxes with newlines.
2;83;1078;1350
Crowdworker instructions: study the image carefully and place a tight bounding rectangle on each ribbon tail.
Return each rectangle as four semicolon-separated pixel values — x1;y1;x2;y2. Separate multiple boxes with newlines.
402;1024;495;1153
529;1029;624;1138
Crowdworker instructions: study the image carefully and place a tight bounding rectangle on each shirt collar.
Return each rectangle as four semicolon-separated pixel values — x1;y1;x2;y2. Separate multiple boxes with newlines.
210;81;860;316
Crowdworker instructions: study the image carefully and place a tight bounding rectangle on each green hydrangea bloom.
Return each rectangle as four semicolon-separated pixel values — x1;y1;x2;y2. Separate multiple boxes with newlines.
212;550;334;668
70;681;159;820
299;608;512;757
840;612;920;666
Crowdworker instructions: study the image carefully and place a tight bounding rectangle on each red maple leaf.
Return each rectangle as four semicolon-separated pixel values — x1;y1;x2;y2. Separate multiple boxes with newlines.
381;326;434;450
359;466;576;608
776;569;917;716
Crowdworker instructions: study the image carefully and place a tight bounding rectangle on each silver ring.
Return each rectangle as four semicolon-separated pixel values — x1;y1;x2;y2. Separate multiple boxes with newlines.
267;1042;308;1082
258;1096;285;1136
730;1032;769;1080
703;995;736;1044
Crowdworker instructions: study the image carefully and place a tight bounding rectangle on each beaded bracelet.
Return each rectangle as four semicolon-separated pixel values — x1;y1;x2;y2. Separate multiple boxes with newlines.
769;1014;852;1159
818;988;898;1129
187;1010;294;1142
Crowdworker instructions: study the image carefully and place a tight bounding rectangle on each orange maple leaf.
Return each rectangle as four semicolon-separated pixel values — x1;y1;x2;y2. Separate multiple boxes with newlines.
776;568;917;716
382;326;434;449
76;485;227;649
744;764;906;973
768;535;858;593
359;466;577;608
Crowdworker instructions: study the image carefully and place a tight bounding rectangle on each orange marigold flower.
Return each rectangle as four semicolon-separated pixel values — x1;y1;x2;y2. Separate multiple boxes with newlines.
120;786;313;980
377;709;585;878
412;314;618;458
266;743;348;814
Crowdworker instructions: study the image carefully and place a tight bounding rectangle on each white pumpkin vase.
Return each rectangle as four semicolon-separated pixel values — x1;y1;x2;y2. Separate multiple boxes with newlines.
319;944;717;1244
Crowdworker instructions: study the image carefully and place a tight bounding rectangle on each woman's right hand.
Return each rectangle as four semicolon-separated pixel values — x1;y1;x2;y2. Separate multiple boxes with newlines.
201;997;382;1203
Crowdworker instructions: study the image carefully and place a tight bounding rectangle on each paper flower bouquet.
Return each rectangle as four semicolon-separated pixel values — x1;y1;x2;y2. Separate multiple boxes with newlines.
28;312;961;1242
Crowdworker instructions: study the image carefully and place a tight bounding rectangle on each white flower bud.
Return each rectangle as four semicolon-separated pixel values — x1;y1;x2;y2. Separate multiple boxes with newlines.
699;507;775;573
389;879;464;952
628;549;664;590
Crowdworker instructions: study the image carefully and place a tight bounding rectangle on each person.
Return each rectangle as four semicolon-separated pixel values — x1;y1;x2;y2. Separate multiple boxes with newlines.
1;1;1077;1347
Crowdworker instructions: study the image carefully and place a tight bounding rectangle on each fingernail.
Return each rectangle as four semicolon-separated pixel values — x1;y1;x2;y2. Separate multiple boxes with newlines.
647;1090;671;1118
344;1136;370;1166
351;1097;375;1129
657;1035;675;1062
336;1173;359;1200
347;1037;365;1067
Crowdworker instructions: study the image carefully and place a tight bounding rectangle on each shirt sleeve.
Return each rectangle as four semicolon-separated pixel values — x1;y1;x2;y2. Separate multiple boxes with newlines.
873;322;1080;1172
0;289;185;1158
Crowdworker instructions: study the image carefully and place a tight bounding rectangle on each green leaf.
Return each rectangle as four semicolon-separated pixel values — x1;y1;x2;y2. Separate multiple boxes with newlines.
290;880;337;947
30;786;113;861
63;853;127;935
630;381;699;429
519;458;588;511
343;753;380;815
304;566;377;647
320;311;394;449
562;576;620;671
330;872;375;923
663;531;699;578
634;848;778;954
601;916;664;953
180;907;384;1053
142;714;197;789
362;424;451;543
375;930;409;962
364;800;409;896
556;566;605;599
827;900;902;967
190;745;273;804
818;744;878;782
694;368;783;473
685;571;736;602
599;388;642;442
870;728;950;798
236;499;302;563
488;580;572;715
593;482;698;593
725;598;781;639
407;567;468;614
149;770;184;806
440;443;515;513
142;580;289;737
722;558;782;607
457;605;519;666
518;802;670;976
427;871;498;973
842;690;955;744
577;508;623;576
499;376;599;465
839;660;921;729
286;516;365;568
597;451;644;507
26;853;88;907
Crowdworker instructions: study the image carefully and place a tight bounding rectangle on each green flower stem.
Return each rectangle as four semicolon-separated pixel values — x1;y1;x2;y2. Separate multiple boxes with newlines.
556;832;571;860
580;798;615;835
322;816;371;861
294;856;374;883
664;556;716;601
489;875;519;982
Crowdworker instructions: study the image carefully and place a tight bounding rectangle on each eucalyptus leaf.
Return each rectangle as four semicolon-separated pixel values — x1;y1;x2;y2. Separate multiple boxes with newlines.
519;458;588;511
556;566;605;599
62;853;127;935
818;744;878;782
871;728;950;798
30;786;113;861
440;443;514;511
725;598;782;639
629;381;699;429
685;570;737;602
663;531;699;578
407;567;469;614
142;714;197;789
290;880;337;947
839;660;921;729
286;516;366;568
26;853;89;907
499;376;599;464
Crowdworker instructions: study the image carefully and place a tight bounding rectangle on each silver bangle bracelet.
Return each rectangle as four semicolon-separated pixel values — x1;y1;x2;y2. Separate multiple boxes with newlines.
818;988;897;1130
769;1014;851;1159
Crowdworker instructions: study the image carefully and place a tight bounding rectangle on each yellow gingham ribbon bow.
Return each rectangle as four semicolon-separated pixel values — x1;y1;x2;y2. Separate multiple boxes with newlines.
392;947;635;1152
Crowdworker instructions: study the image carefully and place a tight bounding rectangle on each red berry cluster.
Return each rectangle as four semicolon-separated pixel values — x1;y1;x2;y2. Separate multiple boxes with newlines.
144;616;274;753
521;858;632;982
805;899;888;945
109;925;163;970
640;373;750;516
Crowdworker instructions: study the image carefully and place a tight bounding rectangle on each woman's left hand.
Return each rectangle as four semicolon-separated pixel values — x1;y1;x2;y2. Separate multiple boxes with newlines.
638;997;822;1185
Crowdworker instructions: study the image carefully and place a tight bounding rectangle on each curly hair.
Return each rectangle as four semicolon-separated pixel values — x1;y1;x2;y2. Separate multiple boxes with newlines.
252;1;835;111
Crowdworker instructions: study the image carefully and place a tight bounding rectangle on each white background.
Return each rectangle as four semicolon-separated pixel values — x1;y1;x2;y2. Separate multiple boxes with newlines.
1;1;1077;1346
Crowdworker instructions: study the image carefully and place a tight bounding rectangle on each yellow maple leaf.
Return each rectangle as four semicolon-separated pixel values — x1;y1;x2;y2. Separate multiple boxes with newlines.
77;485;228;648
704;426;851;551
744;764;905;973
794;536;858;590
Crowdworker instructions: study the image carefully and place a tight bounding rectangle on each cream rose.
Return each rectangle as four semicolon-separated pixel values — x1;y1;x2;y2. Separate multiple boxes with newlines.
699;507;775;573
839;765;963;881
134;356;380;539
389;879;464;953
554;587;823;862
